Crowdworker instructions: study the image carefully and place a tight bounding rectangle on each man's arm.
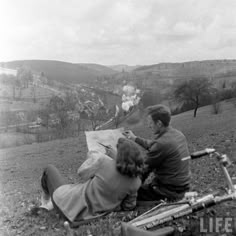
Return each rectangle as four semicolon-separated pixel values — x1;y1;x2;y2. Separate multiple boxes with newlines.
141;142;166;182
123;130;154;150
135;136;155;150
145;143;166;167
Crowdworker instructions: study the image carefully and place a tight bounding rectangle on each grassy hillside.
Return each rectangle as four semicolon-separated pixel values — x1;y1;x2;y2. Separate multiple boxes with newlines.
2;60;116;84
0;84;56;101
0;99;236;235
78;63;117;74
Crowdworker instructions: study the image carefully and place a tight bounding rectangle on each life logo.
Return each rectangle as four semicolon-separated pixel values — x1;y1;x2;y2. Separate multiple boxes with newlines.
199;216;236;234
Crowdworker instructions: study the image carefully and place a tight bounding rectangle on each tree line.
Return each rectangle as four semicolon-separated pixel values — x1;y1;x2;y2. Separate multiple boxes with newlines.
140;77;236;117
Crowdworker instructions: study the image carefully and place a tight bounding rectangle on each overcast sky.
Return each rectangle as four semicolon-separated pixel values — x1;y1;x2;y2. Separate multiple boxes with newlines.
0;0;236;65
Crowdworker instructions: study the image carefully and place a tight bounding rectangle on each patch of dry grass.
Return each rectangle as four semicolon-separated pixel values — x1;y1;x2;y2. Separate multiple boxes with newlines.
0;132;36;149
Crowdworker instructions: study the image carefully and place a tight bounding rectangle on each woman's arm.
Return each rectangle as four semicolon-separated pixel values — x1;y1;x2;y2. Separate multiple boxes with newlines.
105;146;117;160
120;191;138;211
77;151;105;181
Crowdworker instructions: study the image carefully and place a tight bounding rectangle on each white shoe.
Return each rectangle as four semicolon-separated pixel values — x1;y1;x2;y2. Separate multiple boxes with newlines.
39;192;54;211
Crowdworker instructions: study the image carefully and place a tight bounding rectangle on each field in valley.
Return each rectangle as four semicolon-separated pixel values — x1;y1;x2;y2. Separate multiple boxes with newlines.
0;100;236;235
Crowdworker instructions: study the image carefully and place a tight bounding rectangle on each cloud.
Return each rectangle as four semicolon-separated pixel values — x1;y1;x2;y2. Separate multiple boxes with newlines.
0;0;236;64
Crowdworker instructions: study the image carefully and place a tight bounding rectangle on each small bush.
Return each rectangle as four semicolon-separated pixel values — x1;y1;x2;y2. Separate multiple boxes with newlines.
221;89;235;100
211;101;222;114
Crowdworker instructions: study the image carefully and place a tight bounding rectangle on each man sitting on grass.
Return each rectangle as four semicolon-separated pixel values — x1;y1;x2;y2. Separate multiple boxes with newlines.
123;104;191;202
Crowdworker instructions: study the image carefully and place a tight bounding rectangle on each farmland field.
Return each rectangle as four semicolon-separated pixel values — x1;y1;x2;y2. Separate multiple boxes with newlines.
0;84;57;112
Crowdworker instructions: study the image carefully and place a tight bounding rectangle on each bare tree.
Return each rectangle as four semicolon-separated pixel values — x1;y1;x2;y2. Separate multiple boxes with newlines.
48;95;68;137
31;85;37;103
17;67;33;88
210;88;222;114
38;106;51;130
174;77;212;117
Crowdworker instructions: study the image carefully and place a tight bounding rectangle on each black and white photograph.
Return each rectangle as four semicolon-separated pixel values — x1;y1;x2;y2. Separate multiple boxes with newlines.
0;0;236;235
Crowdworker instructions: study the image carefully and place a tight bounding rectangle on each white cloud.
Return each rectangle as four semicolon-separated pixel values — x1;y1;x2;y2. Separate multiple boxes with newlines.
0;0;236;64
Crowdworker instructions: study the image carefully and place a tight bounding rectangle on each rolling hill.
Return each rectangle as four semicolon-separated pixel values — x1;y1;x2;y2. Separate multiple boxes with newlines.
2;59;236;87
108;64;141;72
77;63;117;74
2;60;116;84
134;59;236;79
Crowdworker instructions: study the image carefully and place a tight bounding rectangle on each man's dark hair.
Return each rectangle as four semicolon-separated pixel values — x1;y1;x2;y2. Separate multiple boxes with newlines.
147;104;171;127
116;138;144;178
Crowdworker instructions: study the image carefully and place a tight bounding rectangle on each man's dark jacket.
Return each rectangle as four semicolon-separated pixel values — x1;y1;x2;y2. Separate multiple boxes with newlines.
135;126;190;192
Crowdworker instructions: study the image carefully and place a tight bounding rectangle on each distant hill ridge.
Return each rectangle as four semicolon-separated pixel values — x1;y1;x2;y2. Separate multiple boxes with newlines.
1;60;116;84
135;59;236;70
2;59;236;85
134;59;236;79
108;64;141;72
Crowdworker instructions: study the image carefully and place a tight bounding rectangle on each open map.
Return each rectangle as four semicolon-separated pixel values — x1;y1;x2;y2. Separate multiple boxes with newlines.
85;128;125;153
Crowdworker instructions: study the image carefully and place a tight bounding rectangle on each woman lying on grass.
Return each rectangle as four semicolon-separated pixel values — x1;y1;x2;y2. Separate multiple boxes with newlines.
40;138;144;223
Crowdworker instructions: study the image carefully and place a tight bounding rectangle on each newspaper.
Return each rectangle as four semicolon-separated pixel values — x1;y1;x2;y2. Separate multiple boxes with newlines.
85;128;125;153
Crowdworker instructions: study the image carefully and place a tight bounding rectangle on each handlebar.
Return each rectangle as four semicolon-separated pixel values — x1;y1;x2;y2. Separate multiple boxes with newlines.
190;148;216;159
182;148;216;161
184;147;235;196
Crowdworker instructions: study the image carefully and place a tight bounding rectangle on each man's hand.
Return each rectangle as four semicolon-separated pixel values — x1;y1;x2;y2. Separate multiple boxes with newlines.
105;145;117;159
123;130;137;142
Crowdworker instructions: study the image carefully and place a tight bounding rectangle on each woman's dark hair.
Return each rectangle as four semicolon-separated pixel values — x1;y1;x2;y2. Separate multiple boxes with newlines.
116;138;144;178
147;104;171;127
